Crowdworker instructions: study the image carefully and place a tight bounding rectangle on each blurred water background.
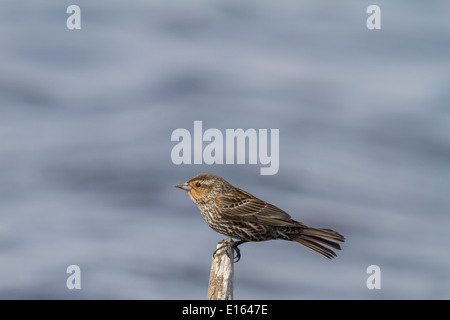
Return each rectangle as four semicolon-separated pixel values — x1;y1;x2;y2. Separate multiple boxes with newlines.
1;0;449;299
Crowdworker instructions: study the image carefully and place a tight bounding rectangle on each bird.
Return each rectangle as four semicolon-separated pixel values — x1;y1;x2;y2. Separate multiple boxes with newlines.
175;173;345;262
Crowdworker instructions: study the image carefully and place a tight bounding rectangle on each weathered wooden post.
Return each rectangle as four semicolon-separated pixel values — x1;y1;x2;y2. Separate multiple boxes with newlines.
207;239;234;300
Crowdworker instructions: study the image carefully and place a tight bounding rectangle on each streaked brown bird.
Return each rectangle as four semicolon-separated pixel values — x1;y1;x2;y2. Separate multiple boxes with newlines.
175;173;345;262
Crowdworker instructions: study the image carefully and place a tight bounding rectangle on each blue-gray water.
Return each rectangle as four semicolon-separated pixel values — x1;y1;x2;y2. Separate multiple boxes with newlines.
1;0;449;299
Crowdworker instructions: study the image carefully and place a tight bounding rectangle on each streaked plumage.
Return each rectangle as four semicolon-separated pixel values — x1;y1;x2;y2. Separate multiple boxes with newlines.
175;173;345;261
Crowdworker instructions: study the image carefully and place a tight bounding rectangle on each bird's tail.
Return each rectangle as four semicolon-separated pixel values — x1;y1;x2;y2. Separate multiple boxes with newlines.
291;227;345;259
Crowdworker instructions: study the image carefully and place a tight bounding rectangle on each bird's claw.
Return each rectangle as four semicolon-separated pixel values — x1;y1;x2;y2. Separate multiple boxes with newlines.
231;242;242;262
213;239;246;263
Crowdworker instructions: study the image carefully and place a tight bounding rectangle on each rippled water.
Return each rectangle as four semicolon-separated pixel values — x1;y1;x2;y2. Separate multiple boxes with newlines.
1;0;449;299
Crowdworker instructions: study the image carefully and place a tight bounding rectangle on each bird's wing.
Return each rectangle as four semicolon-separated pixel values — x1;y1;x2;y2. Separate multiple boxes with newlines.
215;188;300;227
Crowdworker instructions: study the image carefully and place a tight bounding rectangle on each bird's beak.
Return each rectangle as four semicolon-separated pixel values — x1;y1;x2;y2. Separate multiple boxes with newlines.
175;182;192;191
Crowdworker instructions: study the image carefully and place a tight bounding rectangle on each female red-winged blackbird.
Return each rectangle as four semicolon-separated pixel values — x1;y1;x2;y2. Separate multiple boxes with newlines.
175;173;345;262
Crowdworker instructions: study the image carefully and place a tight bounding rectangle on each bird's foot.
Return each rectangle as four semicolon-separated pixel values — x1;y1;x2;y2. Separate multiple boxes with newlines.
213;238;247;263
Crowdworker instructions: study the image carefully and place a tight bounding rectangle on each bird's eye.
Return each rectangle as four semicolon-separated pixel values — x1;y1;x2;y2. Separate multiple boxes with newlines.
195;182;201;188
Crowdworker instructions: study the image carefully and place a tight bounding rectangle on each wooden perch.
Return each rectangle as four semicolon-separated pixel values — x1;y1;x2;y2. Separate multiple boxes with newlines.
207;238;234;300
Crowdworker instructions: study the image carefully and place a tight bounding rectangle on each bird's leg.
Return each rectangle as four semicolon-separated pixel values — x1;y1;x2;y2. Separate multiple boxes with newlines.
213;237;233;257
213;238;247;262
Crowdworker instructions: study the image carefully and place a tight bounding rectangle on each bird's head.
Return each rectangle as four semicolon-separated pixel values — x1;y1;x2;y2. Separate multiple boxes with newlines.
175;173;231;204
